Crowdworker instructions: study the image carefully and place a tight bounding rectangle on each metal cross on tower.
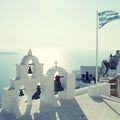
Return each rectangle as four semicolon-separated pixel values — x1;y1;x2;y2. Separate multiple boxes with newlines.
54;61;58;68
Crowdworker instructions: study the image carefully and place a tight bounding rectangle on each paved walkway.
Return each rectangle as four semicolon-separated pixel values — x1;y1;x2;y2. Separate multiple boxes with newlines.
0;94;120;120
76;94;120;120
0;110;7;120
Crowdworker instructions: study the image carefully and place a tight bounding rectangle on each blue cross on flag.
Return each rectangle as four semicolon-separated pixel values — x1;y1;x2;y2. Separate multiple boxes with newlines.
98;10;120;29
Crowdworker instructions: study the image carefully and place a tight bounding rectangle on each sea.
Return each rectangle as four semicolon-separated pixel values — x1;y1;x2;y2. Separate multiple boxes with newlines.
0;49;113;107
0;52;20;107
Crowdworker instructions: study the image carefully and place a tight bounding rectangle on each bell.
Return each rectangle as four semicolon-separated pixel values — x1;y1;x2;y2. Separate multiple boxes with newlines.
28;66;32;74
54;75;64;92
19;89;24;96
32;85;41;100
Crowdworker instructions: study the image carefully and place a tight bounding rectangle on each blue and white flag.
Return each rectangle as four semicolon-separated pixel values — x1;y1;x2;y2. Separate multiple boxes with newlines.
98;10;120;29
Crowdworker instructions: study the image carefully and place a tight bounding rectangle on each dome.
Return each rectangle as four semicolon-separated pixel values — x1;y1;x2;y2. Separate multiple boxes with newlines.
46;66;68;76
21;49;39;65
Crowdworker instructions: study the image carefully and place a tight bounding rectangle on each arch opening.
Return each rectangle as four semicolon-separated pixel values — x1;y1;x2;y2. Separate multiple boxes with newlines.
54;71;64;94
27;59;34;78
18;85;28;115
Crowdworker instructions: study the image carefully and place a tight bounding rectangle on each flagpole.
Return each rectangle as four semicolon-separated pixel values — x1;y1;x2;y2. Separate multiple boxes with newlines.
96;11;98;84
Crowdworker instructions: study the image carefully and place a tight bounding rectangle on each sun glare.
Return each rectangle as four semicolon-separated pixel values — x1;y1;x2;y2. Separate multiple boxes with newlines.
31;48;68;74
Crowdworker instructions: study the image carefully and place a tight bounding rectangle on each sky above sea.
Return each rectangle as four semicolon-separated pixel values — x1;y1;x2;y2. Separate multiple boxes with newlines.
0;0;120;50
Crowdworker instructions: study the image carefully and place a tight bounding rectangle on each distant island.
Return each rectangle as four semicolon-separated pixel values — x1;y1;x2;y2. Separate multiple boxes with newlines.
0;52;18;55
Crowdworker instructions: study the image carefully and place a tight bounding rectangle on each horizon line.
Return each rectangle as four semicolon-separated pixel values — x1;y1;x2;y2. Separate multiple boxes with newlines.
0;52;18;55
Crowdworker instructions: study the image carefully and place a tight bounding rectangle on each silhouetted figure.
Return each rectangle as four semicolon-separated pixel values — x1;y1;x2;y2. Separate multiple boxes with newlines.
82;74;85;83
19;89;24;96
93;77;96;84
85;71;90;83
28;66;32;74
54;75;64;93
32;85;41;100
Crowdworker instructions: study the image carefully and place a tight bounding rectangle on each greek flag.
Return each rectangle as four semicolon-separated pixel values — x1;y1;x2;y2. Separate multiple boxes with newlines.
98;10;120;29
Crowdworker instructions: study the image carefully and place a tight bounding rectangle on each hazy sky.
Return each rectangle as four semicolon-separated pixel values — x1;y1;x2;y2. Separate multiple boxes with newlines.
0;0;120;51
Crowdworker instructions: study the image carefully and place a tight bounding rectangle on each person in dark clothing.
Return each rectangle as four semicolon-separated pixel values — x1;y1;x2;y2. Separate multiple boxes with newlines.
85;71;90;83
93;77;96;84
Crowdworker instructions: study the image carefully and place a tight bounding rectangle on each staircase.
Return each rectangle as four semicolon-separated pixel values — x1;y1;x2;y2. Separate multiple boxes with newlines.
109;75;120;97
110;83;118;97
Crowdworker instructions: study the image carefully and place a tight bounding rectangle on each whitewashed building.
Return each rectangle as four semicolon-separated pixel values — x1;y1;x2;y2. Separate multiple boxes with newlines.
1;50;75;119
101;50;120;77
